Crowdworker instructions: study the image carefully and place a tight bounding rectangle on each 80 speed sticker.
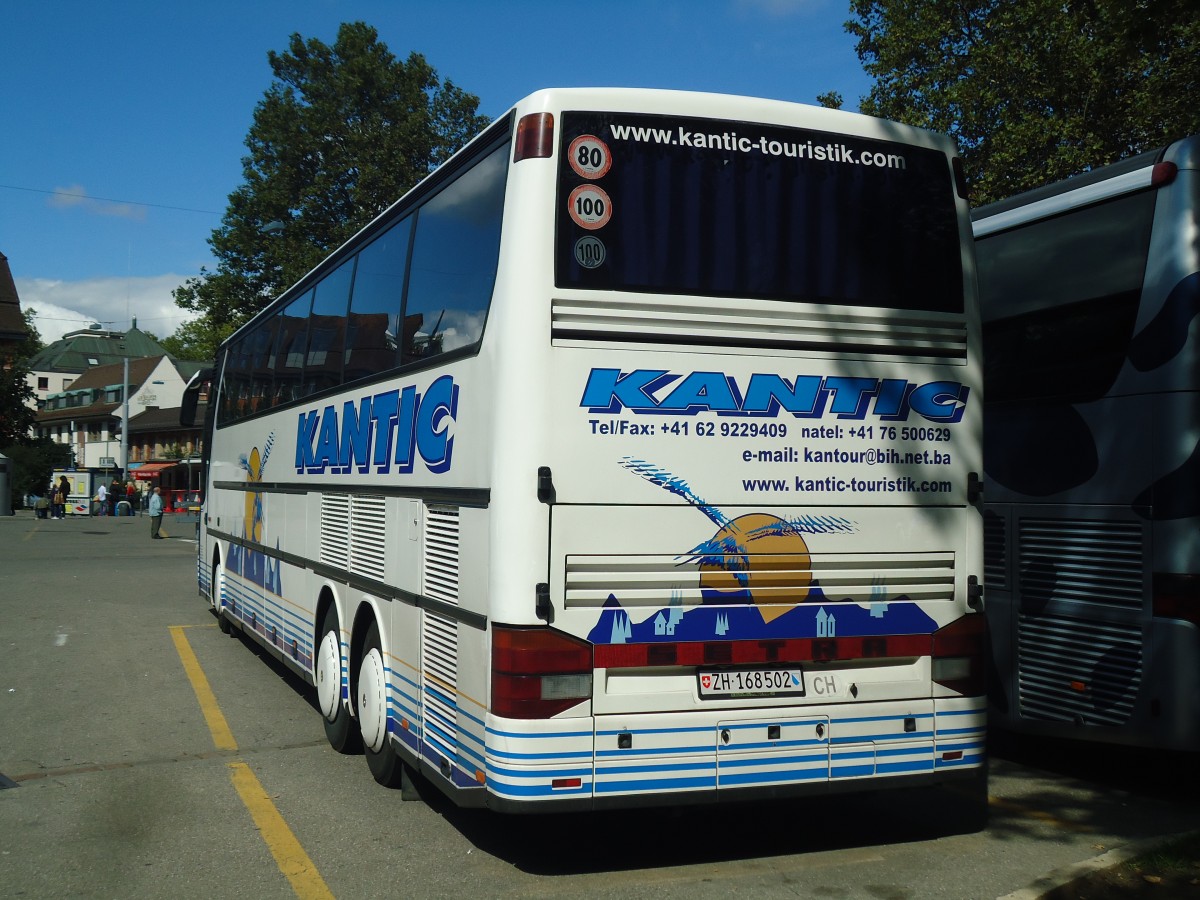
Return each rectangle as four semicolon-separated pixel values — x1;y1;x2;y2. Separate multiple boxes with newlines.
568;134;612;179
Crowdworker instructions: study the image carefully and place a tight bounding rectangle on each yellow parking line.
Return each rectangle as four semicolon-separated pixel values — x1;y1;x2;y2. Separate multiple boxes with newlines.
171;625;334;899
229;762;335;900
170;625;237;752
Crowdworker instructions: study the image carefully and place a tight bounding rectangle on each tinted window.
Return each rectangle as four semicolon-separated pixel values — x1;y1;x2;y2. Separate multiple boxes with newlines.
556;112;963;313
303;257;354;396
403;141;508;363
274;289;312;406
979;191;1155;402
345;216;412;384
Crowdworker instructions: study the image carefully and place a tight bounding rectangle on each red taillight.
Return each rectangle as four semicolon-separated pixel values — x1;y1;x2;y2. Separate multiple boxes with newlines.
1153;572;1200;626
491;626;591;719
931;614;988;696
514;112;554;162
1151;161;1178;188
593;634;933;669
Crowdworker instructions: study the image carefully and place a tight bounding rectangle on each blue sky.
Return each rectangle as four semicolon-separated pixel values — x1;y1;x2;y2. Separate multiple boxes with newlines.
1;0;871;343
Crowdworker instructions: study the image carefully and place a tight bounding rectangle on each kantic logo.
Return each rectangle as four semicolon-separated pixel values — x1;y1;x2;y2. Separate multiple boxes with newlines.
581;369;969;424
295;375;458;475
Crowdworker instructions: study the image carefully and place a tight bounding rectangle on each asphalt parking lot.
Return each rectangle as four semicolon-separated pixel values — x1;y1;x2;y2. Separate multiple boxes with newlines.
2;509;1198;899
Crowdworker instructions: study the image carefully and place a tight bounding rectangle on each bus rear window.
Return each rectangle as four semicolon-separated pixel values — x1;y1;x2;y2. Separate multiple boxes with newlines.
555;111;964;314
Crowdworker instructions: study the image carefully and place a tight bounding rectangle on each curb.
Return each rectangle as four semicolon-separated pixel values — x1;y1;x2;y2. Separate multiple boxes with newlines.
997;829;1200;900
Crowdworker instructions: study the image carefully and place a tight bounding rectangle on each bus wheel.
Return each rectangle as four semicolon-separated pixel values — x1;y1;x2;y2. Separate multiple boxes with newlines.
316;605;360;754
212;560;231;635
358;619;404;787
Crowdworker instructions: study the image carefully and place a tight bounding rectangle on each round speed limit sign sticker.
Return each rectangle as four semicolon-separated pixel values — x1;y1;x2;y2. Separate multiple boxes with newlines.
568;184;612;230
568;134;612;179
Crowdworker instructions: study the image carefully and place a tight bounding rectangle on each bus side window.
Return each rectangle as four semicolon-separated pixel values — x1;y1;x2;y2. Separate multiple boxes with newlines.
302;256;355;397
402;141;508;363
345;216;413;385
274;290;313;406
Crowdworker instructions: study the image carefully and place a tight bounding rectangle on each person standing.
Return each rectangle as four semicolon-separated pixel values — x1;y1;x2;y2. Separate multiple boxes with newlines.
149;486;165;539
56;475;71;519
109;478;120;516
96;481;108;516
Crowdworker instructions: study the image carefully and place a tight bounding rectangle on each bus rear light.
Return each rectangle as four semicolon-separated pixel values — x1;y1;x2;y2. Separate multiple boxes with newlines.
491;626;592;719
1151;161;1178;188
592;634;934;669
1152;572;1200;627
514;113;554;162
931;614;988;696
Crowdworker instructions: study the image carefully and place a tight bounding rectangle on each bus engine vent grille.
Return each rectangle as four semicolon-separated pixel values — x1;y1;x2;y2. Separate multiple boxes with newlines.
1016;611;1142;727
349;495;387;581
422;506;460;774
424;505;460;607
1018;518;1144;611
552;295;967;363
564;551;955;608
319;493;351;570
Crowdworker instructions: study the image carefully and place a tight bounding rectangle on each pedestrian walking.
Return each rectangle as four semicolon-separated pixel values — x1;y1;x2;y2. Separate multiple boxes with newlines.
149;486;165;539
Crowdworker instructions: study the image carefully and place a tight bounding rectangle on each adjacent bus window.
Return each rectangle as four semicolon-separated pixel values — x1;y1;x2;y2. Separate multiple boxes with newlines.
979;191;1156;403
403;141;508;363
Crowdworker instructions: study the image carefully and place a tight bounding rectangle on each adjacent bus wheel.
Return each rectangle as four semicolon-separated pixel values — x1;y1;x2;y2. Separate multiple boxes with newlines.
212;560;231;635
316;605;360;754
359;619;404;787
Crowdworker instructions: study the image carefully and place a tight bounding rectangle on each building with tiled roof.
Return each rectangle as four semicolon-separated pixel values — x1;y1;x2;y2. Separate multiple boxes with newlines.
35;355;199;473
26;320;170;410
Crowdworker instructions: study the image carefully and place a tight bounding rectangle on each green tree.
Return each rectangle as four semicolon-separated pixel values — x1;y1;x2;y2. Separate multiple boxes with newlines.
174;22;489;333
160;318;233;363
3;437;72;510
847;0;1200;204
0;352;35;447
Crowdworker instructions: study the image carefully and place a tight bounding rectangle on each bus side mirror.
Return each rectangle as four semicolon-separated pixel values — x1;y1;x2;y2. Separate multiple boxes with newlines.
181;368;213;427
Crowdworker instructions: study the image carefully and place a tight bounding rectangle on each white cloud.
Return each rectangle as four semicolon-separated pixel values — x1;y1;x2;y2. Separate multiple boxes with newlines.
48;184;147;220
734;0;826;17
15;274;195;344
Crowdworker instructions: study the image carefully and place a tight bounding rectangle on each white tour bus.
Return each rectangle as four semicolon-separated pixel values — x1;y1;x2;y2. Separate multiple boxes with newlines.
974;134;1200;750
183;88;987;815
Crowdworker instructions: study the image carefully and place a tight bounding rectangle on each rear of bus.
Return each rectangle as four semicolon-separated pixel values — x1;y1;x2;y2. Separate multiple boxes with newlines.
483;90;986;813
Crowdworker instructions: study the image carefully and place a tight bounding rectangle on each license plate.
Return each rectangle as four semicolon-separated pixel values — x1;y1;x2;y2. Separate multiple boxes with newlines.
698;667;805;698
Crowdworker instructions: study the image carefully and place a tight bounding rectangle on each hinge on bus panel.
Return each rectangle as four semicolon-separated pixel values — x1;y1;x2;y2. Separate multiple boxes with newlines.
967;575;984;612
537;466;556;504
535;583;553;623
967;471;983;504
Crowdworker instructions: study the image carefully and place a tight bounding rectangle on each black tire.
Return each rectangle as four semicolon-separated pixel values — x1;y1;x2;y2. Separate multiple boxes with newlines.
316;605;361;754
358;619;404;787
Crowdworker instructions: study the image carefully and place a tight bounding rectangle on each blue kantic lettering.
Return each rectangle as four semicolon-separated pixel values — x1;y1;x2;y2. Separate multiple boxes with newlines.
581;368;969;424
295;375;459;475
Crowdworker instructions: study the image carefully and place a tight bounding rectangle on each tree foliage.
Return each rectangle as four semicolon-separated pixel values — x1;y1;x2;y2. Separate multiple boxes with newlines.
2;437;73;510
160;318;234;364
847;0;1200;204
0;308;41;447
173;22;490;333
